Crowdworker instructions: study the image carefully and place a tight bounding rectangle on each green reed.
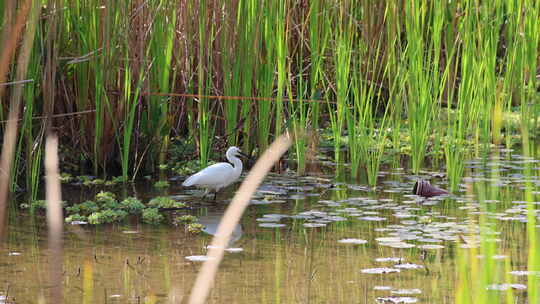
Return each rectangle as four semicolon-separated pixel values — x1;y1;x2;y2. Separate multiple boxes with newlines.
256;69;273;153
12;0;41;198
274;1;287;142
221;21;240;147
346;63;370;181
148;1;176;170
290;56;308;175
403;1;445;173
257;1;276;152
222;0;257;148
329;5;353;165
308;0;330;132
195;0;213;168
441;0;492;191
444;33;466;192
65;1;118;175
365;112;390;188
384;1;405;161
120;54;145;181
347;29;392;187
520;0;539;158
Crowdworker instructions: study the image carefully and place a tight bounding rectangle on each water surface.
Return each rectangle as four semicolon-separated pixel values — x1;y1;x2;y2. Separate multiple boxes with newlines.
0;150;537;303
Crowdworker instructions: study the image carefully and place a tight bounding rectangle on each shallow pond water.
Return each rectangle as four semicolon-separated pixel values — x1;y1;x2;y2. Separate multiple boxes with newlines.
0;149;538;303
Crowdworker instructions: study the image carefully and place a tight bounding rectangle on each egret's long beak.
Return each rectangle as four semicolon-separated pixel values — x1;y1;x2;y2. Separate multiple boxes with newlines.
238;151;250;159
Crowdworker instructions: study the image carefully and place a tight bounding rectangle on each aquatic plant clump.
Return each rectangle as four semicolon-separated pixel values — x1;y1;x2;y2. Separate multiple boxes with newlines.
175;215;198;223
95;191;119;209
142;208;164;224
148;197;186;209
88;209;128;224
187;223;204;233
65;200;99;215
62;192;189;225
154;181;170;188
119;197;145;214
64;214;87;224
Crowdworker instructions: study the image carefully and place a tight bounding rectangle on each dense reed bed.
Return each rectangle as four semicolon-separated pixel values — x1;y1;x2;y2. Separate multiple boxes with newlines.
1;1;538;188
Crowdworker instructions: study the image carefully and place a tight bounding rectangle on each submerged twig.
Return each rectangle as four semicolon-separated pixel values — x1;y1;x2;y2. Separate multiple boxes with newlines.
188;134;292;304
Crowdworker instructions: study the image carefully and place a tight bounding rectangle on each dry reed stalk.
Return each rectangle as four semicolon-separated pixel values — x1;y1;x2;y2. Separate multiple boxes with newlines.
45;135;64;303
0;109;19;240
0;0;32;100
0;0;15;53
9;0;40;110
0;0;33;240
188;134;292;304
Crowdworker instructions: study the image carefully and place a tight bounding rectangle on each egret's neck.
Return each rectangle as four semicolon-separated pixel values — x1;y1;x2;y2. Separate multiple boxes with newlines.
227;155;243;175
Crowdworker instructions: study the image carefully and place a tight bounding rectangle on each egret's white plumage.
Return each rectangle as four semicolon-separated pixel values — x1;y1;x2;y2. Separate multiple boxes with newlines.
182;147;246;196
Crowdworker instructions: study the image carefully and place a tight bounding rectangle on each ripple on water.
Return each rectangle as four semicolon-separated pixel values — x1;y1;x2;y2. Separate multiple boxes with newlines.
509;270;540;276
460;243;480;249
185;255;213;262
256;217;279;222
486;283;527;291
391;288;422;295
225;248;244;253
417;238;443;243
376;237;402;243
394;263;424;270
289;194;307;200
325;215;348;221
394;234;419;241
417;244;445;250
476;254;508;260
383;242;416;249
303;223;327;228
401;220;418;226
250;200;273;205
338;238;368;245
375;296;418;303
258;223;286;228
361;267;401;274
263;214;289;219
394;213;415;219
375;257;404;263
70;221;88;225
359;216;387;222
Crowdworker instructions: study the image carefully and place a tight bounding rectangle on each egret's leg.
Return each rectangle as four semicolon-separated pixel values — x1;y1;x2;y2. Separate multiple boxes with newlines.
213;191;218;201
202;188;209;199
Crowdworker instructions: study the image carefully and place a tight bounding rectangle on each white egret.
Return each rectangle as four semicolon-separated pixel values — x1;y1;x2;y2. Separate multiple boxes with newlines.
182;146;249;200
